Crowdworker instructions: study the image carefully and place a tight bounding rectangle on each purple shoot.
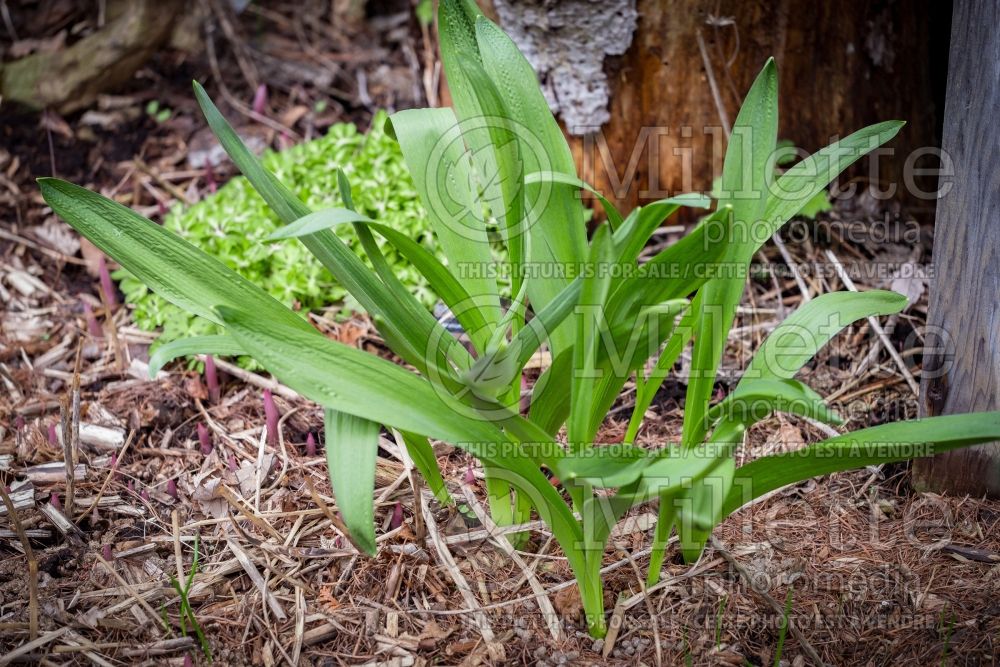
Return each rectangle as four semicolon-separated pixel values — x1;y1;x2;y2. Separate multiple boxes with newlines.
197;423;213;455
127;479;135;494
50;492;61;510
205;355;220;403
389;502;404;530
263;389;279;445
464;465;476;485
14;415;24;431
166;479;178;500
91;504;100;523
157;199;168;217
183;654;193;667
140;489;150;502
102;544;113;561
252;83;268;115
227;453;239;472
98;255;117;308
205;164;217;193
305;432;317;457
47;423;59;446
83;301;103;338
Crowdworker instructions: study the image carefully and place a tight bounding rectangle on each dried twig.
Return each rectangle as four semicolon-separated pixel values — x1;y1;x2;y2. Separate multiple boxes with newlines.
226;538;288;621
0;627;70;665
696;29;730;140
81;430;135;521
824;249;919;394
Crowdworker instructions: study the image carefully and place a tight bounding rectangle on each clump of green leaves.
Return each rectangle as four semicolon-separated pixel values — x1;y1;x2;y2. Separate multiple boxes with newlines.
42;0;1000;640
119;112;438;349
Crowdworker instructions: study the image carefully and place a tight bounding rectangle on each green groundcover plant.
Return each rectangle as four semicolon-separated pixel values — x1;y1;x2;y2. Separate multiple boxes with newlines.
118;112;440;349
41;0;1000;639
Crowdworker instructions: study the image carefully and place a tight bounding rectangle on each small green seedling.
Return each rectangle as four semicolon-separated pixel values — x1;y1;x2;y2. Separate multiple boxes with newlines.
164;535;211;661
145;100;172;124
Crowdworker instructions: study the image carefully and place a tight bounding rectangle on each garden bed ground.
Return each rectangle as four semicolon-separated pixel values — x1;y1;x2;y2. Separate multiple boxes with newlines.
2;3;999;666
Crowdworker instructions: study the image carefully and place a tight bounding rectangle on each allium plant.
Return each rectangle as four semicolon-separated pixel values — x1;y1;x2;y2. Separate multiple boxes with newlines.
40;0;1000;638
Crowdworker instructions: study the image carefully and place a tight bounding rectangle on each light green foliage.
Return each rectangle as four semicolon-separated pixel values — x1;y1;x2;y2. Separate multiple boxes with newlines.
42;0;1000;642
118;113;437;349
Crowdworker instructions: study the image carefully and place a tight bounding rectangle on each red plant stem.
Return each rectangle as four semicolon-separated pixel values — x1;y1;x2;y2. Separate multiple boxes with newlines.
227;454;239;472
50;492;61;510
98;256;117;308
305;432;317;457
197;423;213;455
204;355;220;403
263;389;279;445
47;423;59;446
83;301;103;338
252;83;268;115
205;165;217;193
102;544;113;561
166;479;178;500
389;501;404;530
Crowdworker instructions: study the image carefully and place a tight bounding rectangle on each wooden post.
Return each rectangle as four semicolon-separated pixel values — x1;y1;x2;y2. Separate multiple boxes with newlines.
911;0;1000;497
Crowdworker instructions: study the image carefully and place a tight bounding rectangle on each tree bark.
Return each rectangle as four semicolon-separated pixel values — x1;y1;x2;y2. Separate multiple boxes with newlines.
911;0;1000;497
500;0;949;217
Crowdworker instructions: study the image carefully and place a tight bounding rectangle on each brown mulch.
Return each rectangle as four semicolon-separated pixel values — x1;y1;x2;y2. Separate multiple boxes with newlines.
2;4;999;667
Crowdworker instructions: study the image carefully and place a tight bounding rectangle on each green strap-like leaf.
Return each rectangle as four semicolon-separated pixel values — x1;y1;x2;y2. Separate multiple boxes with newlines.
218;305;498;444
612;194;712;266
267;208;374;239
400;431;453;506
324;408;382;555
624;297;699;443
39;178;313;335
473;14;589;360
387;107;501;327
724;412;1000;517
709;378;844;428
742;290;907;384
272;209;491;356
147;335;247;377
449;56;527;307
526;171;624;231
568;225;615;449
683;60;779;449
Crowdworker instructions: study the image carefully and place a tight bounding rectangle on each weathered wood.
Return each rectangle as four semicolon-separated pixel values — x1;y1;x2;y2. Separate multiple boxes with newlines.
911;0;1000;497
